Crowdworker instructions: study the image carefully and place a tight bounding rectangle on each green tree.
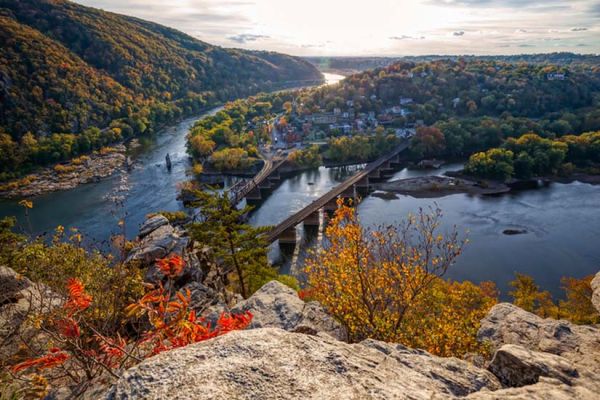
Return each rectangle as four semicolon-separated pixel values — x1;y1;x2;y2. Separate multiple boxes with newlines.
187;190;283;298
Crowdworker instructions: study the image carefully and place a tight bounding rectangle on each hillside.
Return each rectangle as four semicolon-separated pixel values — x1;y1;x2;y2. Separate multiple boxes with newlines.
0;0;321;179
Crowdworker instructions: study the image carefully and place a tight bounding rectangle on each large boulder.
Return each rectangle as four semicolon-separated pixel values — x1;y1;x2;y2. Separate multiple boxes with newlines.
232;280;347;341
105;328;500;400
487;344;578;387
138;214;169;238
126;215;201;285
591;271;600;314
126;223;189;268
478;303;600;394
466;378;599;400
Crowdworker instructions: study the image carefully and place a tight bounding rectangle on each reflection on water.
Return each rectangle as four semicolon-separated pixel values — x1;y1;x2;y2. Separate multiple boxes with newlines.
322;72;345;85
253;163;600;298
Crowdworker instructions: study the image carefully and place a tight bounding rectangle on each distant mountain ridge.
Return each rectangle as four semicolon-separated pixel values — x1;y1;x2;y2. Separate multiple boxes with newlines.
0;0;321;179
307;53;600;74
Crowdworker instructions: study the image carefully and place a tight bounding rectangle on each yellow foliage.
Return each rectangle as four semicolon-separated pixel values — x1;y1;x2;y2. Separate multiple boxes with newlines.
98;146;117;155
305;201;495;357
510;273;600;324
71;155;90;165
2;228;144;325
53;164;77;174
192;163;203;176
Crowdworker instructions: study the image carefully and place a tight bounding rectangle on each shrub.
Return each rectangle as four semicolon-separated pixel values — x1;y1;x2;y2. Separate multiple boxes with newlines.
305;200;496;357
53;164;77;174
7;256;253;396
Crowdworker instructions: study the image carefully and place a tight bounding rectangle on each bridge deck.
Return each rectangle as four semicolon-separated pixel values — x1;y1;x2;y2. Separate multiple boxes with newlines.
266;142;409;243
231;157;286;205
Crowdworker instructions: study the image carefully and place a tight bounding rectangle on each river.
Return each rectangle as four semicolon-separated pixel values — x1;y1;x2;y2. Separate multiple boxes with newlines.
1;70;598;296
251;164;600;298
0;108;223;247
0;73;345;245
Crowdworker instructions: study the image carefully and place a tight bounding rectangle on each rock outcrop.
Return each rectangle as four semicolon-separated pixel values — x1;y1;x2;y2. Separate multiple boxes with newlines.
0;266;60;359
477;302;600;396
125;215;238;316
487;344;578;387
106;328;501;400
232;281;347;341
126;215;192;273
104;279;600;399
591;271;600;316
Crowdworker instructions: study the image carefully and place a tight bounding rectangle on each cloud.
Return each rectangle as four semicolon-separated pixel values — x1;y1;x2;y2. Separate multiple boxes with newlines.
74;0;600;57
227;33;270;44
301;43;325;48
389;35;426;40
428;0;565;8
590;3;600;17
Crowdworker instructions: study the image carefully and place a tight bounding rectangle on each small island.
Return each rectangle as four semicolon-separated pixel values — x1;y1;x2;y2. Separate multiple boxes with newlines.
374;175;509;198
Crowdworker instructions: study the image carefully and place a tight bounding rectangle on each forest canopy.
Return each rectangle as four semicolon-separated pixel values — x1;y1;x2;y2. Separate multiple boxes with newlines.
0;0;321;180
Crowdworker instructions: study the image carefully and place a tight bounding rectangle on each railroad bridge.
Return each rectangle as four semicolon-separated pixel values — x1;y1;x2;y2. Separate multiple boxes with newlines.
266;142;409;245
229;157;287;206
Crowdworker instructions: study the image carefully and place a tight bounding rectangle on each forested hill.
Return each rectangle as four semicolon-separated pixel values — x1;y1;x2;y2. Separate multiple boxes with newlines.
307;53;600;74
0;0;321;179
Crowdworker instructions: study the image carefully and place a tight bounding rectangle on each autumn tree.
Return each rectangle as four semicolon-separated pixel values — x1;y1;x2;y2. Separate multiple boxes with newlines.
287;145;322;168
410;126;446;158
5;256;252;396
189;134;216;159
464;148;514;181
509;273;599;324
305;200;496;357
559;276;600;324
509;273;556;317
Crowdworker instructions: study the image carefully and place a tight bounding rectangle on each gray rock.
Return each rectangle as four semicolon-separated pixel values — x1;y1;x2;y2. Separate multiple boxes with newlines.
479;303;600;394
138;215;169;238
488;344;578;387
126;219;193;284
106;328;500;400
126;224;179;266
0;266;60;359
232;280;347;341
591;271;600;314
467;378;599;400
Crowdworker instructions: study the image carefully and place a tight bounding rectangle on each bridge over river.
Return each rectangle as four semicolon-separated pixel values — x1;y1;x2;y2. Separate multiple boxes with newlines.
265;142;410;244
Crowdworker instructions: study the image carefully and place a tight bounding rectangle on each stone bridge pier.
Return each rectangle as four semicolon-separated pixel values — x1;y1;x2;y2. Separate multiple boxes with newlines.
278;226;298;246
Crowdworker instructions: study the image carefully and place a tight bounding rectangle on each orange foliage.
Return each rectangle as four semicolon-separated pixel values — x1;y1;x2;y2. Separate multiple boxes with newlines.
11;274;252;387
64;278;92;313
12;348;69;373
156;255;185;279
126;283;252;355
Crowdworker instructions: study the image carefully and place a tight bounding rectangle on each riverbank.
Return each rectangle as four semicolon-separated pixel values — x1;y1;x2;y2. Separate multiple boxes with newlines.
446;168;600;191
374;175;509;199
0;145;127;199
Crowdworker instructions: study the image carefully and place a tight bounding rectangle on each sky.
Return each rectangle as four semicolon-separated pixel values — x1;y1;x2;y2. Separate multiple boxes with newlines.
76;0;600;56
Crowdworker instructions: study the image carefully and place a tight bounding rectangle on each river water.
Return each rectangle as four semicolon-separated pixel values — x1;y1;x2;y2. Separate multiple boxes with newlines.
0;108;223;247
1;71;599;296
252;164;600;298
